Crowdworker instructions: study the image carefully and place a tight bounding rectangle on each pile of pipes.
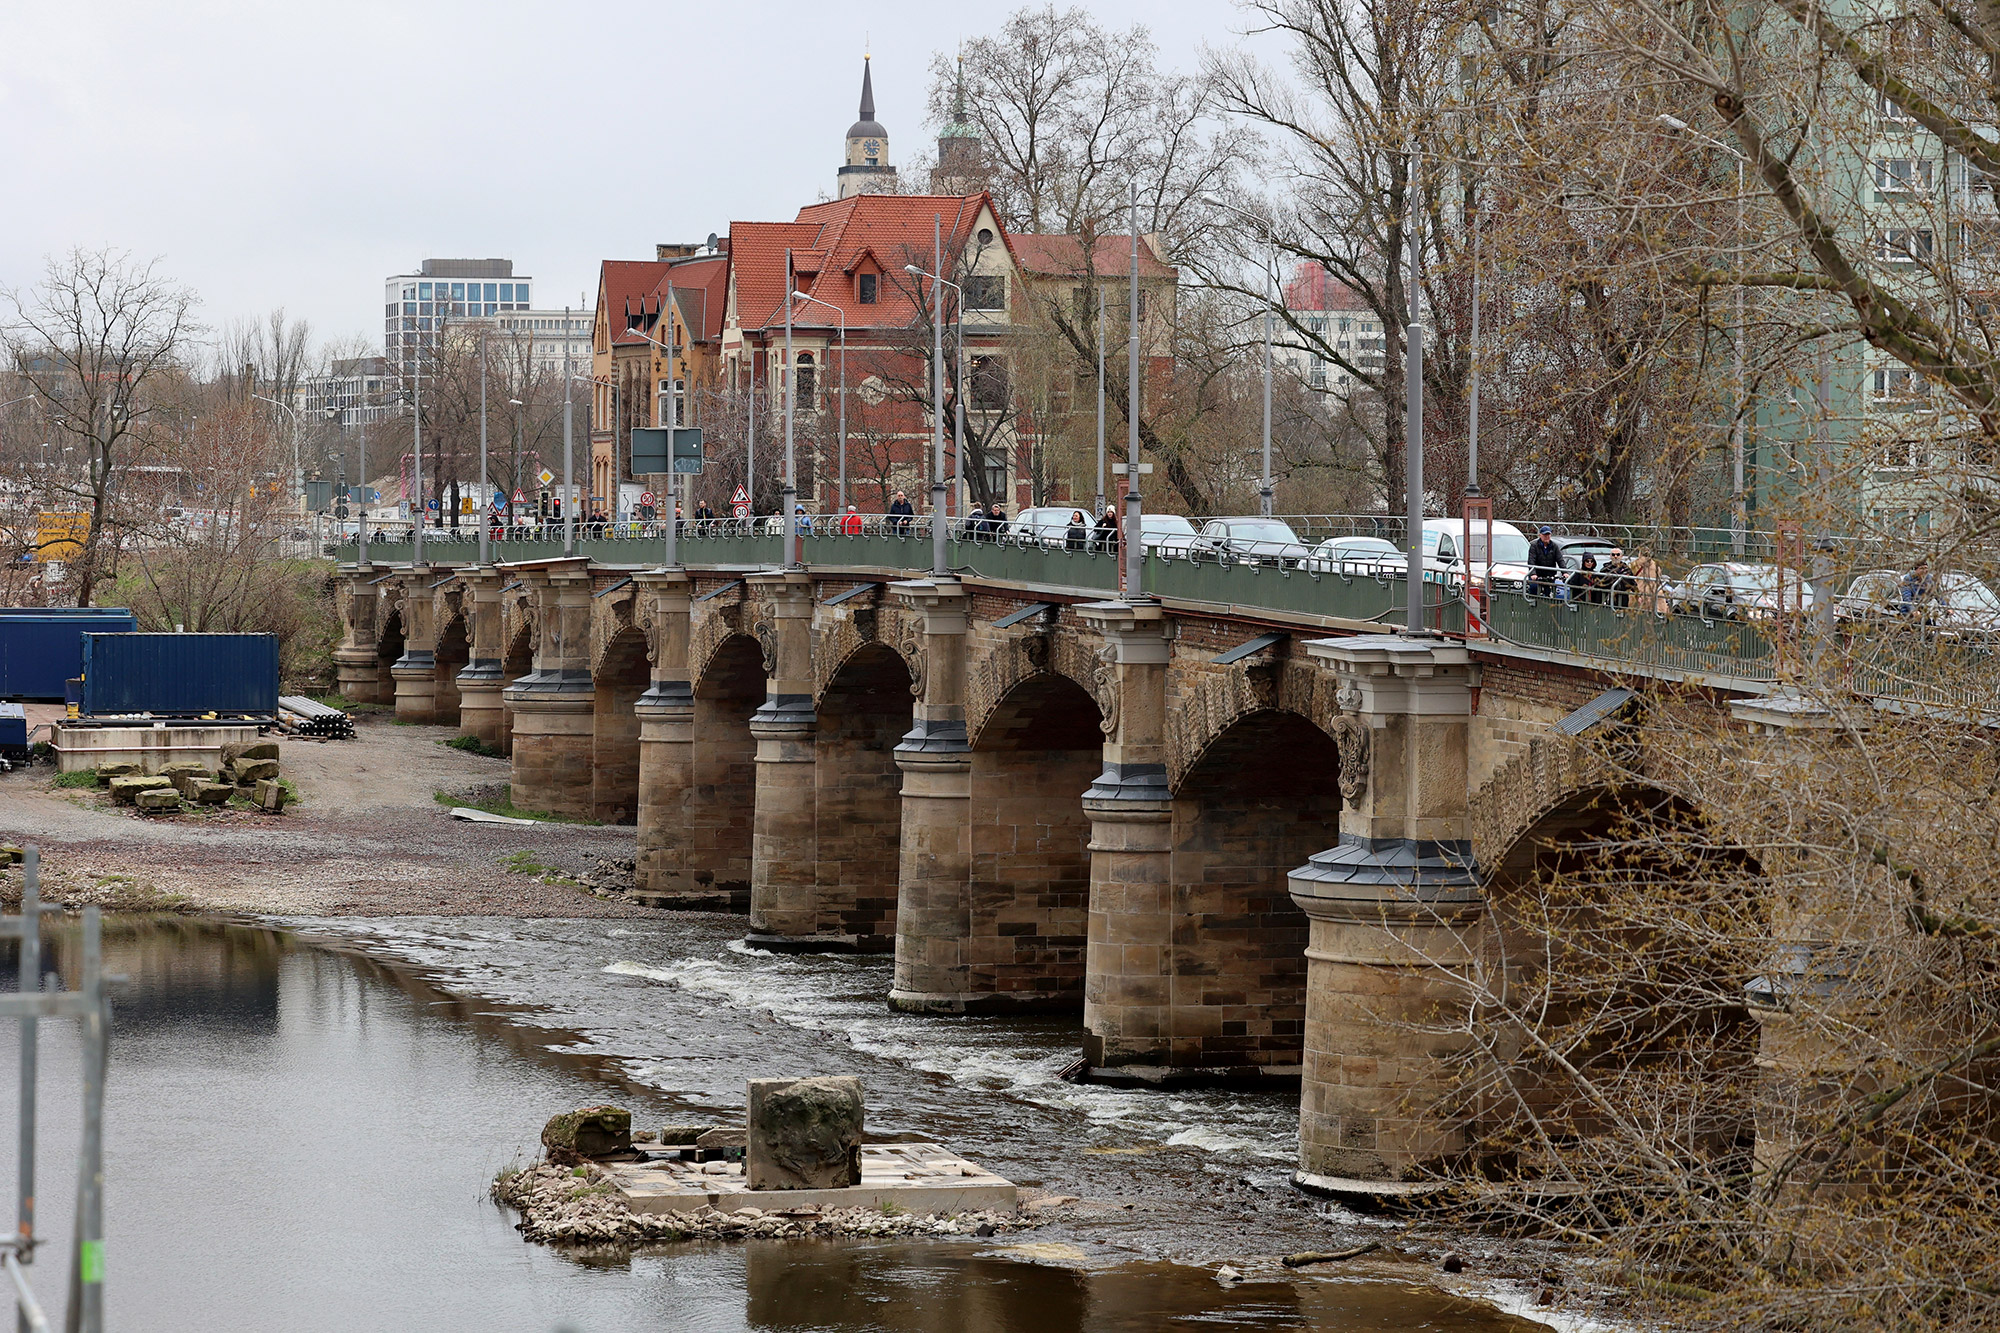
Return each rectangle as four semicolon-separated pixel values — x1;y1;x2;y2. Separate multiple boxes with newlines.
278;696;355;740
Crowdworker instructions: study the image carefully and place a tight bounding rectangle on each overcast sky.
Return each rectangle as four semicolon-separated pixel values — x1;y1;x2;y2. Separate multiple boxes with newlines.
0;1;1278;355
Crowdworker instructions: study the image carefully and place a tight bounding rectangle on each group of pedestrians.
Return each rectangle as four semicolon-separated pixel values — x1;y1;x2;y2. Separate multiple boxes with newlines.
1063;506;1121;554
1524;525;1664;610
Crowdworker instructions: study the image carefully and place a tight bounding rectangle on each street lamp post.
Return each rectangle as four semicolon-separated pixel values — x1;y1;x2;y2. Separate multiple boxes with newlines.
1660;113;1748;555
625;321;684;569
563;305;575;557
1405;145;1426;634
907;225;964;578
1094;287;1106;518
1202;194;1279;517
478;335;490;566
790;289;847;513
783;251;800;568
1125;180;1144;599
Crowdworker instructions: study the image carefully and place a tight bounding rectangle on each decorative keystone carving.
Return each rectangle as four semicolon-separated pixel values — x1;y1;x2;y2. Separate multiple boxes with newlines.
1330;712;1370;803
1092;646;1120;737
900;626;927;699
755;622;778;676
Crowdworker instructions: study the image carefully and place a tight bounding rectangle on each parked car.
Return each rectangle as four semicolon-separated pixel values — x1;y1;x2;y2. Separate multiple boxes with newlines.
1303;535;1405;576
1198;517;1310;568
1420;517;1533;591
1548;533;1624;572
1010;506;1086;550
1137;514;1210;559
1837;567;2000;635
1671;562;1816;620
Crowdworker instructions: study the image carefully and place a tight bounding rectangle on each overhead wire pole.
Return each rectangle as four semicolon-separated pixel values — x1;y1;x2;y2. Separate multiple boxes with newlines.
562;305;575;556
1094;287;1105;518
412;328;427;564
1405;140;1426;634
1260;261;1274;518
666;279;677;566
478;336;490;566
355;369;369;562
782;249;799;569
791;290;847;513
928;216;948;576
1124;180;1143;598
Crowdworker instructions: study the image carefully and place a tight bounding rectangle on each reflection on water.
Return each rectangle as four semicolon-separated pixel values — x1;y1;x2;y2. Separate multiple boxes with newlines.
0;917;1549;1333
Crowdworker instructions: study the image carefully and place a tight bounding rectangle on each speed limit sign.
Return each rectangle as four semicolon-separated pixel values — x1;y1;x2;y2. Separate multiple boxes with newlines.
640;490;655;507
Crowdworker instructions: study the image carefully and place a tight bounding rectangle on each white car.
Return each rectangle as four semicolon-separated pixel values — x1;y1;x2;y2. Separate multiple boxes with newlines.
1304;535;1404;575
1137;514;1209;559
1420;518;1532;591
1011;506;1097;550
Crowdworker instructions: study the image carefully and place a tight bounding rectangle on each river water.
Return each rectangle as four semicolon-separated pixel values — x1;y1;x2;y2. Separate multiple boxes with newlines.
0;914;1566;1332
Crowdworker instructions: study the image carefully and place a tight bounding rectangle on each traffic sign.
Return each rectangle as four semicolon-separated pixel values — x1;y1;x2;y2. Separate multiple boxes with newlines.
640;490;655;507
732;484;750;520
512;489;526;505
537;469;555;488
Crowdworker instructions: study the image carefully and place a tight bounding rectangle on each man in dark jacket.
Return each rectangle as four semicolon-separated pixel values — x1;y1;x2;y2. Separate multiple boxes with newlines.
693;501;715;522
887;491;914;535
1526;525;1561;597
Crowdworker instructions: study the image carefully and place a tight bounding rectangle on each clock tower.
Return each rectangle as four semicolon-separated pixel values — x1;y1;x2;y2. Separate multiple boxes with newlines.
837;55;898;199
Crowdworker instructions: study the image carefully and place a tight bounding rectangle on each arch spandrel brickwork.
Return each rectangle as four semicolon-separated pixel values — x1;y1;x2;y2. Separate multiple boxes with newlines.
588;579;644;677
963;618;1105;750
811;593;916;708
1165;653;1339;794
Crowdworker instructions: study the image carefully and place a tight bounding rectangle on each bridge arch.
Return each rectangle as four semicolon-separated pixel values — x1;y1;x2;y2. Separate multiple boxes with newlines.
592;623;650;824
374;602;405;702
807;641;914;947
1474;777;1762;1177
433;606;469;727
496;612;534;755
1159;705;1341;1072
688;632;763;907
959;670;1105;1009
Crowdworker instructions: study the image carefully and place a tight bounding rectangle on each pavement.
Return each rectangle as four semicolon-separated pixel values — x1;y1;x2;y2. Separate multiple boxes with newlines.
0;710;653;917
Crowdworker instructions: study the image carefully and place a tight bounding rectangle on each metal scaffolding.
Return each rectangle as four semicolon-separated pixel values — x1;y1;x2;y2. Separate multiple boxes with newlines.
2;848;109;1333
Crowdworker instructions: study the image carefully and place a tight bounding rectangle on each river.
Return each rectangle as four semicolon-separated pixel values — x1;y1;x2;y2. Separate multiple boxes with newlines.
0;914;1569;1331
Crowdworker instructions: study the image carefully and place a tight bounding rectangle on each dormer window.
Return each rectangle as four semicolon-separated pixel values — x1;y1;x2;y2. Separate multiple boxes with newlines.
858;273;879;304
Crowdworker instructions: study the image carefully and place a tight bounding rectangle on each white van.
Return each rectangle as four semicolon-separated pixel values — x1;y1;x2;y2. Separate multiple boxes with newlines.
1418;517;1532;591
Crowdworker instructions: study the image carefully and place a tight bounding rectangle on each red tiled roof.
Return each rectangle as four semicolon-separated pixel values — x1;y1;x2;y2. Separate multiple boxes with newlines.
599;260;671;346
1012;232;1176;280
729;192;1022;335
1282;260;1368;312
657;255;729;344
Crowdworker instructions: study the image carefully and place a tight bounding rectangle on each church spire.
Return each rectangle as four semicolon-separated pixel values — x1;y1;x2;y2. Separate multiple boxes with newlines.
839;53;897;199
859;54;876;121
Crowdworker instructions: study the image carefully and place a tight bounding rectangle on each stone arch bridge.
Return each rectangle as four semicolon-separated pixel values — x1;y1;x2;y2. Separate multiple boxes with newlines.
333;533;1817;1189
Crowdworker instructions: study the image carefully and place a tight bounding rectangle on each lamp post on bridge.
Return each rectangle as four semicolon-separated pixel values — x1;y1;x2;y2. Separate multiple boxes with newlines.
789;289;848;514
1202;195;1280;519
906;221;965;579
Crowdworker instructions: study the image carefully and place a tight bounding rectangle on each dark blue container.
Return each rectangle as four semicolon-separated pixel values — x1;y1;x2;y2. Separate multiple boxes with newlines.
0;703;25;753
0;609;138;700
79;633;279;719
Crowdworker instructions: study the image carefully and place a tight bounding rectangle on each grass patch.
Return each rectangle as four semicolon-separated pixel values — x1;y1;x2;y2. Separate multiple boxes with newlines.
501;849;580;886
51;769;99;789
878;1201;908;1217
434;788;599;825
443;735;506;758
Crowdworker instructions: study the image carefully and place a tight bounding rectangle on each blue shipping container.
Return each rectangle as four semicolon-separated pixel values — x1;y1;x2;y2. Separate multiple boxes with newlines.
0;703;25;753
80;633;279;719
0;609;138;700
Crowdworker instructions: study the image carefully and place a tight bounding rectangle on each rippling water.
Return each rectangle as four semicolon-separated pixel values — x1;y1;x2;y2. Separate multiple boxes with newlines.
0;914;1565;1332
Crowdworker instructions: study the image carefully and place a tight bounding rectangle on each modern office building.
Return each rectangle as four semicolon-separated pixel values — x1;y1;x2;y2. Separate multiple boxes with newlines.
383;258;534;378
1278;261;1386;397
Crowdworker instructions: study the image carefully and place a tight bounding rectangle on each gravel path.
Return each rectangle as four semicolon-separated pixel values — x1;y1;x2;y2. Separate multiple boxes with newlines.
0;713;652;917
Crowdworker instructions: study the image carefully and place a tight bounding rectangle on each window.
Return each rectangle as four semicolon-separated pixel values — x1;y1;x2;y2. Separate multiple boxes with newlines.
858;273;878;304
403;302;416;315
964;275;1005;310
1873;365;1927;399
795;352;816;403
970;355;1009;410
1875;158;1935;194
484;283;497;302
516;285;530;304
981;444;1008;499
976;227;994;246
403;285;416;300
1876;228;1934;263
418;283;432;300
658;378;685;426
500;283;513;301
1878;89;1914;122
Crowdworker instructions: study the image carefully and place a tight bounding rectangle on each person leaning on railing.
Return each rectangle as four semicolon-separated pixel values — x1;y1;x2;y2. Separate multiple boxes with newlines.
1527;526;1561;597
1094;505;1118;554
1627;553;1666;614
888;491;914;536
1065;510;1089;552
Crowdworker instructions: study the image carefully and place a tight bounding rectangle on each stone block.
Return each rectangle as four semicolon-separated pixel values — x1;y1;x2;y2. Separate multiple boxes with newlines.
95;763;139;784
159;761;212;782
221;740;280;766
135;788;182;813
233;758;282;784
658;1123;716;1147
108;776;172;805
253;779;290;812
193;783;234;806
541;1105;631;1162
747;1076;864;1190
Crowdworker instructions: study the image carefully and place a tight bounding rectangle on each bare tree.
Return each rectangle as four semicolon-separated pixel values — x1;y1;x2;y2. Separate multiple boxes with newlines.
2;248;200;604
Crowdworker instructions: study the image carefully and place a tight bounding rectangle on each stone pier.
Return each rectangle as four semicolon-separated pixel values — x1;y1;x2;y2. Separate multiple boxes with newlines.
389;569;439;723
746;573;832;948
334;571;386;704
633;571;721;907
1287;636;1482;1186
456;569;509;749
504;559;596;820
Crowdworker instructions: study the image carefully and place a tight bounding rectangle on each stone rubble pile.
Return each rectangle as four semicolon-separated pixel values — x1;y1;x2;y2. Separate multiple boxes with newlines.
492;1162;1026;1247
576;858;637;895
91;742;290;817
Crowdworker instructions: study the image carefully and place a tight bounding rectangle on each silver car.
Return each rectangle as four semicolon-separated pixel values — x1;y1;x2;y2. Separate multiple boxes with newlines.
1198;517;1310;568
1304;535;1404;575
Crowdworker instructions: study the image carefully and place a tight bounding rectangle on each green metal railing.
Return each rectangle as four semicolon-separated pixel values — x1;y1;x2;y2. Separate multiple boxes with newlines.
1483;591;1778;680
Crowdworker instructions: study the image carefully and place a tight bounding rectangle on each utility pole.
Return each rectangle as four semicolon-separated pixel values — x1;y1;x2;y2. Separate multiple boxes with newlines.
355;366;369;563
1124;181;1144;598
782;250;799;568
1404;144;1426;634
478;335;490;566
665;282;678;569
1260;264;1274;518
1095;286;1105;518
412;346;425;566
563;305;575;556
931;216;948;577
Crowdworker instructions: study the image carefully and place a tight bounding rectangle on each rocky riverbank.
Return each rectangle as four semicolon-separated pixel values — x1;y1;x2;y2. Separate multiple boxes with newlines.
493;1161;1034;1247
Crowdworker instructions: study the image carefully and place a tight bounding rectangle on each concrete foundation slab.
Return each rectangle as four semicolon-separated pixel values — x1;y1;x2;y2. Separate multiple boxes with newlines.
54;723;265;775
606;1142;1016;1217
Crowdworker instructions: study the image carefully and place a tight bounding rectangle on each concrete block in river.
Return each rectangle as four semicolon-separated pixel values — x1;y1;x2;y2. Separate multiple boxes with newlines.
747;1076;864;1190
542;1105;631;1161
135;788;182;813
108;776;172;804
